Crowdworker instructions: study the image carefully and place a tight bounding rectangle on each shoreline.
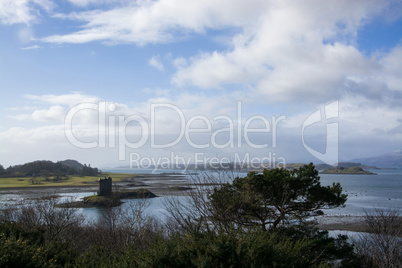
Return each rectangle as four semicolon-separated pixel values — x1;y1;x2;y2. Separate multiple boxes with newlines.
317;215;402;237
1;174;400;235
317;216;367;233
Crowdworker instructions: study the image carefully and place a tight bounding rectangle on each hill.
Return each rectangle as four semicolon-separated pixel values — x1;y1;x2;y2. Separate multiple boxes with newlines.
315;163;335;170
284;163;377;171
0;160;99;178
334;162;378;169
59;159;84;172
350;150;402;168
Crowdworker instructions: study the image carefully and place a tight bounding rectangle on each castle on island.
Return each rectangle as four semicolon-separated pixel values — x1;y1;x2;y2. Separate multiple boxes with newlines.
99;177;112;196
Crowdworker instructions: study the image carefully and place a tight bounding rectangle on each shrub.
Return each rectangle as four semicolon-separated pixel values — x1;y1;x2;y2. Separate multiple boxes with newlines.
353;207;401;268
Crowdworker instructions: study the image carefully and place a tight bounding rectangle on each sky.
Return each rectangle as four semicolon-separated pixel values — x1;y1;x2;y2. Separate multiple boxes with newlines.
0;0;401;169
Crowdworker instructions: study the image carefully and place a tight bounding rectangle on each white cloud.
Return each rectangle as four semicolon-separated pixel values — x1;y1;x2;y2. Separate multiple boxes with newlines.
10;105;65;122
41;0;266;44
171;0;392;103
378;46;402;92
24;92;100;107
32;105;65;122
172;57;187;69
66;0;104;7
0;125;65;143
36;1;401;106
143;87;171;97
9;93;102;125
9;114;31;121
20;45;42;50
4;1;400;107
0;0;53;25
7;105;38;111
67;0;126;7
148;55;164;71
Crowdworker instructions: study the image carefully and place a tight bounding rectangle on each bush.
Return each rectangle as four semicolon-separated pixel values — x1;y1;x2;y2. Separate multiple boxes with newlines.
0;222;77;267
353;207;401;267
125;224;357;267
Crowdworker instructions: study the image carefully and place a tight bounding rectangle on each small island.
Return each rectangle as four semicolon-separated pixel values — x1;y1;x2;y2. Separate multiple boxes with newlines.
321;166;376;175
58;188;157;208
58;177;157;208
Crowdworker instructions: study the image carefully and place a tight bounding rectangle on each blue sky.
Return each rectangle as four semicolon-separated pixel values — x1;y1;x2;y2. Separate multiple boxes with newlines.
0;0;401;169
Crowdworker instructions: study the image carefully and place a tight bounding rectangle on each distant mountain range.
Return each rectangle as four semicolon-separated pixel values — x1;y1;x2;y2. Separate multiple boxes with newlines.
112;151;402;171
349;150;402;168
333;162;378;169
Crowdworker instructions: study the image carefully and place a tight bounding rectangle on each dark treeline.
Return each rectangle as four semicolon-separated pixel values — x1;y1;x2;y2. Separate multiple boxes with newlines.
0;159;99;178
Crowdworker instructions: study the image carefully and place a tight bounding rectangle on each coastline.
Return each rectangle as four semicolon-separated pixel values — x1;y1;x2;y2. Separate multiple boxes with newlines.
317;216;367;233
1;172;401;235
317;215;402;237
0;185;388;235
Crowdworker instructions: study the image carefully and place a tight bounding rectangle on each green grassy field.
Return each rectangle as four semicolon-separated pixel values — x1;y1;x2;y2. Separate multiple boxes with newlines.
0;172;136;188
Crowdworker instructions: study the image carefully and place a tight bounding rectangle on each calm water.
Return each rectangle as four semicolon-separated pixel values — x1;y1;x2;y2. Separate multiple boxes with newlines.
319;169;401;216
95;168;402;221
1;168;401;222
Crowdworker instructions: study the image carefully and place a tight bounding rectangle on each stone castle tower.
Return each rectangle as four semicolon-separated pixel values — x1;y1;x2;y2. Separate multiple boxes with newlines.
99;177;112;196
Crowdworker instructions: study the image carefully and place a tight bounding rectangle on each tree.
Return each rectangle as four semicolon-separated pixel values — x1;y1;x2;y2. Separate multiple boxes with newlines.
209;163;347;230
81;164;98;176
40;169;51;181
29;174;40;185
67;167;77;175
36;197;83;241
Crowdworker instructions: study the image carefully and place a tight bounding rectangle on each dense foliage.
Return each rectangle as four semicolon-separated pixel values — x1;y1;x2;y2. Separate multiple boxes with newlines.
0;219;358;267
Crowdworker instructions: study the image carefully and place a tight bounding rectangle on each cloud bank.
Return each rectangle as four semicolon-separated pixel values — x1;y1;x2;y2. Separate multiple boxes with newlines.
0;0;401;167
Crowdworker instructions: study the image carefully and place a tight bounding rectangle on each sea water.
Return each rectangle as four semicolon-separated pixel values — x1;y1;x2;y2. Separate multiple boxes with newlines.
1;169;401;223
88;168;402;222
319;169;402;216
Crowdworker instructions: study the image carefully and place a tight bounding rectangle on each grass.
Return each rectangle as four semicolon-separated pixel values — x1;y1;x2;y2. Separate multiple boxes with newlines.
0;172;136;188
83;194;116;204
83;194;106;202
